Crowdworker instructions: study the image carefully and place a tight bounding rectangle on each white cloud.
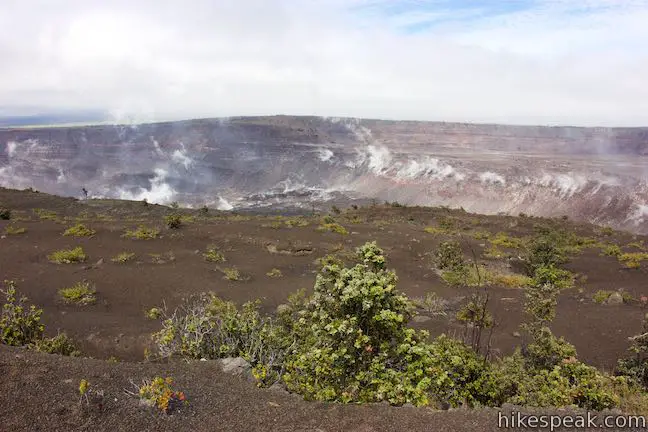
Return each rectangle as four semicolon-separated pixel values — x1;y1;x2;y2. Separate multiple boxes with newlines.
0;0;647;126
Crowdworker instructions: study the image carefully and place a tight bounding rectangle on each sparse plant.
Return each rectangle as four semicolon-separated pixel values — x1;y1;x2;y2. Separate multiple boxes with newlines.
149;252;175;264
111;252;136;263
33;208;58;221
146;307;162;320
4;225;26;235
317;222;348;235
601;243;622;257
266;268;283;278
126;377;187;414
413;292;448;316
59;281;96;305
63;223;96;237
331;205;341;214
593;290;613;304
47;246;87;264
435;240;465;271
618;252;648;269
0;207;11;220
221;267;242;281
490;232;526;249
203;246;225;263
122;225;160;240
0;280;44;346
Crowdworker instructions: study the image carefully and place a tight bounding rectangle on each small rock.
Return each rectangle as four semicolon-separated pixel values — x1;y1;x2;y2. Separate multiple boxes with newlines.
63;379;73;384
268;401;280;407
606;292;624;305
413;315;431;323
501;297;516;302
0;235;6;239
94;258;104;267
512;332;521;338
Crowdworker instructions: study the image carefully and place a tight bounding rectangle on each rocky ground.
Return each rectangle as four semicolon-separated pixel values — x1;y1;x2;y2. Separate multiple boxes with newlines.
1;186;648;430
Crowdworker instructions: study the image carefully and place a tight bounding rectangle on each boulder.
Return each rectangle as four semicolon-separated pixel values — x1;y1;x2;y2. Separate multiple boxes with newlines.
220;357;252;378
606;292;624;305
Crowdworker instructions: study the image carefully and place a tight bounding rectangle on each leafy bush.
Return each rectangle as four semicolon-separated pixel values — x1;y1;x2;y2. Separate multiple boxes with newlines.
220;267;242;281
47;247;87;264
32;333;81;356
123;225;160;240
0;207;10;220
601;244;622;257
203;246;225;263
317;222;348;235
164;213;182;229
111;252;136;263
531;264;574;290
63;223;96;237
617;313;648;390
0;281;44;346
593;290;613;304
619;253;648;269
435;240;465;271
59;282;96;305
490;232;525;249
4;225;26;235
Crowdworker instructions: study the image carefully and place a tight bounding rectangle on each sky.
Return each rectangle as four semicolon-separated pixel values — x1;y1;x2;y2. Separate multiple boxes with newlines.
1;0;648;126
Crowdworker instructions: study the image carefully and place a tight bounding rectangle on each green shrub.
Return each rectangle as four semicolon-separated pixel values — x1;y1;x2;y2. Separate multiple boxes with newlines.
123;225;160;240
128;377;187;414
63;223;96;237
164;214;182;229
593;290;613;304
532;264;574;290
619;253;648;269
0;208;11;220
0;281;44;346
32;333;81;356
617;314;648;391
47;247;87;264
490;232;525;249
203;246;225;263
33;208;58;221
601;244;622;257
317;222;348;235
435;240;465;271
600;226;615;236
266;268;283;278
111;252;136;263
59;282;96;305
4;225;26;235
220;267;242;281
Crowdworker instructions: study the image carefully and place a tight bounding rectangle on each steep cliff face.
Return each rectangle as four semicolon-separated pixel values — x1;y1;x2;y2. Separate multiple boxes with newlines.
1;116;647;232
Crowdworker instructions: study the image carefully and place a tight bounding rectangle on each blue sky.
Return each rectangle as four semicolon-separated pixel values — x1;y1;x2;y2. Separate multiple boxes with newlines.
0;0;647;126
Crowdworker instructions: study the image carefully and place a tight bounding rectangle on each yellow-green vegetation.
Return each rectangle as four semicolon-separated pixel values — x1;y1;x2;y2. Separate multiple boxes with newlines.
0;280;44;346
4;225;27;235
149;252;175;264
601;243;622;257
266;268;283;278
32;333;80;356
179;214;196;224
490;232;526;249
619;252;648;269
412;292;448;316
58;281;96;305
424;216;456;235
149;241;634;410
600;226;615;236
472;230;490;240
487;272;534;289
440;265;532;289
47;246;87;264
424;226;451;235
111;252;136;263
146;307;162;320
220;267;242;281
164;214;182;229
482;244;508;259
317;222;348;235
262;221;283;229
284;217;309;228
63;223;96;237
203;246;225;263
122;225;160;240
129;377;187;414
627;240;646;250
33;208;58;221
